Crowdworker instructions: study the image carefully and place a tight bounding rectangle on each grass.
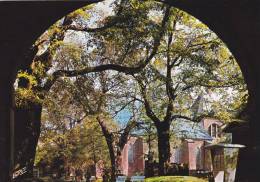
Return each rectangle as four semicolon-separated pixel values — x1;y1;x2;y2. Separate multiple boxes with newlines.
145;176;207;182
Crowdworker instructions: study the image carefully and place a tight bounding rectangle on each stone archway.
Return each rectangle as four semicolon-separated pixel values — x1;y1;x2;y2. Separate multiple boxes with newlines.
0;1;260;181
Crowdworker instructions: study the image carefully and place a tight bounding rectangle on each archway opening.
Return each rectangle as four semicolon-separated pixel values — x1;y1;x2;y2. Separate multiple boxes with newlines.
13;0;248;181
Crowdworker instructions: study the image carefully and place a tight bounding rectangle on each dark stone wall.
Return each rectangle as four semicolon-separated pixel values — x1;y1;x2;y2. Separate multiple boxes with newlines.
0;2;92;181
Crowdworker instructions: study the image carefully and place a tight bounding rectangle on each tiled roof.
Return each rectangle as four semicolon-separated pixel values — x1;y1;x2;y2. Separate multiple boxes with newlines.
171;119;213;141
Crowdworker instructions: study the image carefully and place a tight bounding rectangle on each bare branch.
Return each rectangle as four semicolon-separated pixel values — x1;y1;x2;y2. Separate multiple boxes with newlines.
171;115;198;122
112;99;136;118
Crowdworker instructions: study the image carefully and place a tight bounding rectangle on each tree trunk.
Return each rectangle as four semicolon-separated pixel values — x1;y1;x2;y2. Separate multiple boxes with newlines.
156;121;171;176
107;138;116;182
116;149;124;175
97;117;116;182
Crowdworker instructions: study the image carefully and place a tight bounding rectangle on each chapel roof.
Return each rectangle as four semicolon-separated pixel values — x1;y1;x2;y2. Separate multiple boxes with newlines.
172;119;213;141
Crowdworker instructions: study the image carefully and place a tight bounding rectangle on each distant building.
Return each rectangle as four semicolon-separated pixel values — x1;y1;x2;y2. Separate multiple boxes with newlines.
119;118;230;176
119;137;145;176
170;118;224;174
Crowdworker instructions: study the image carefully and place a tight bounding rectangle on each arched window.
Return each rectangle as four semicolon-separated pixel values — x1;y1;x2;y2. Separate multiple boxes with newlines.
128;144;134;163
208;124;219;138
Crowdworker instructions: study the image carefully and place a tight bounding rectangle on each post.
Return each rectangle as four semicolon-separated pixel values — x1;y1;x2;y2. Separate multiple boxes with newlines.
0;81;14;182
205;143;245;182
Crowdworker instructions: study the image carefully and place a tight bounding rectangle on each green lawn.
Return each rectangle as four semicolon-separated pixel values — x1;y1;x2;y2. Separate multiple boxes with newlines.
145;176;207;182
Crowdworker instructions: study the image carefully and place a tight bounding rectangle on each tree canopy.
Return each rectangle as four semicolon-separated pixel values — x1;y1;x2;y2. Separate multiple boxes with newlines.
14;0;247;178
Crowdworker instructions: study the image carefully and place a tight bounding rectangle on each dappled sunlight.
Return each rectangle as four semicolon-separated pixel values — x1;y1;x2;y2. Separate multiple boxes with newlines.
13;0;247;181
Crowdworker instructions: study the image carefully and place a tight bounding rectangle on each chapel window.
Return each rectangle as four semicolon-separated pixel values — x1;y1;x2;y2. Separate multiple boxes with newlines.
208;123;219;138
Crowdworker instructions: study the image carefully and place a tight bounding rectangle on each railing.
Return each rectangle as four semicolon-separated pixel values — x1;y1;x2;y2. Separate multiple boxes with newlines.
130;176;145;182
116;176;127;182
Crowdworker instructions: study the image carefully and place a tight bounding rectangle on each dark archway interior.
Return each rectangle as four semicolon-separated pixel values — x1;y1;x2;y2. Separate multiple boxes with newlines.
0;1;260;181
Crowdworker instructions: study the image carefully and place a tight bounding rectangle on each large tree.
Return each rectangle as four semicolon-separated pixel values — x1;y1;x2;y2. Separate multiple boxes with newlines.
14;0;247;178
36;113;110;178
14;0;168;177
127;7;247;175
64;71;141;180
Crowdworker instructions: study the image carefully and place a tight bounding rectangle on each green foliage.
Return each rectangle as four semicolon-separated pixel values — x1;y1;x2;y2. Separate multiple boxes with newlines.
31;61;47;78
36;116;110;170
15;71;43;108
145;176;207;182
17;71;38;88
45;24;63;41
67;6;93;20
15;88;42;108
15;0;248;175
135;6;247;123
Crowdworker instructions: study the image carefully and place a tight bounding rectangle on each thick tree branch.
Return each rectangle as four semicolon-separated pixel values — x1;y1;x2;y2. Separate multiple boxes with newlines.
164;33;174;122
96;116;114;143
135;76;161;125
171;114;198;122
184;79;242;89
118;119;138;151
187;39;219;49
43;6;171;91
